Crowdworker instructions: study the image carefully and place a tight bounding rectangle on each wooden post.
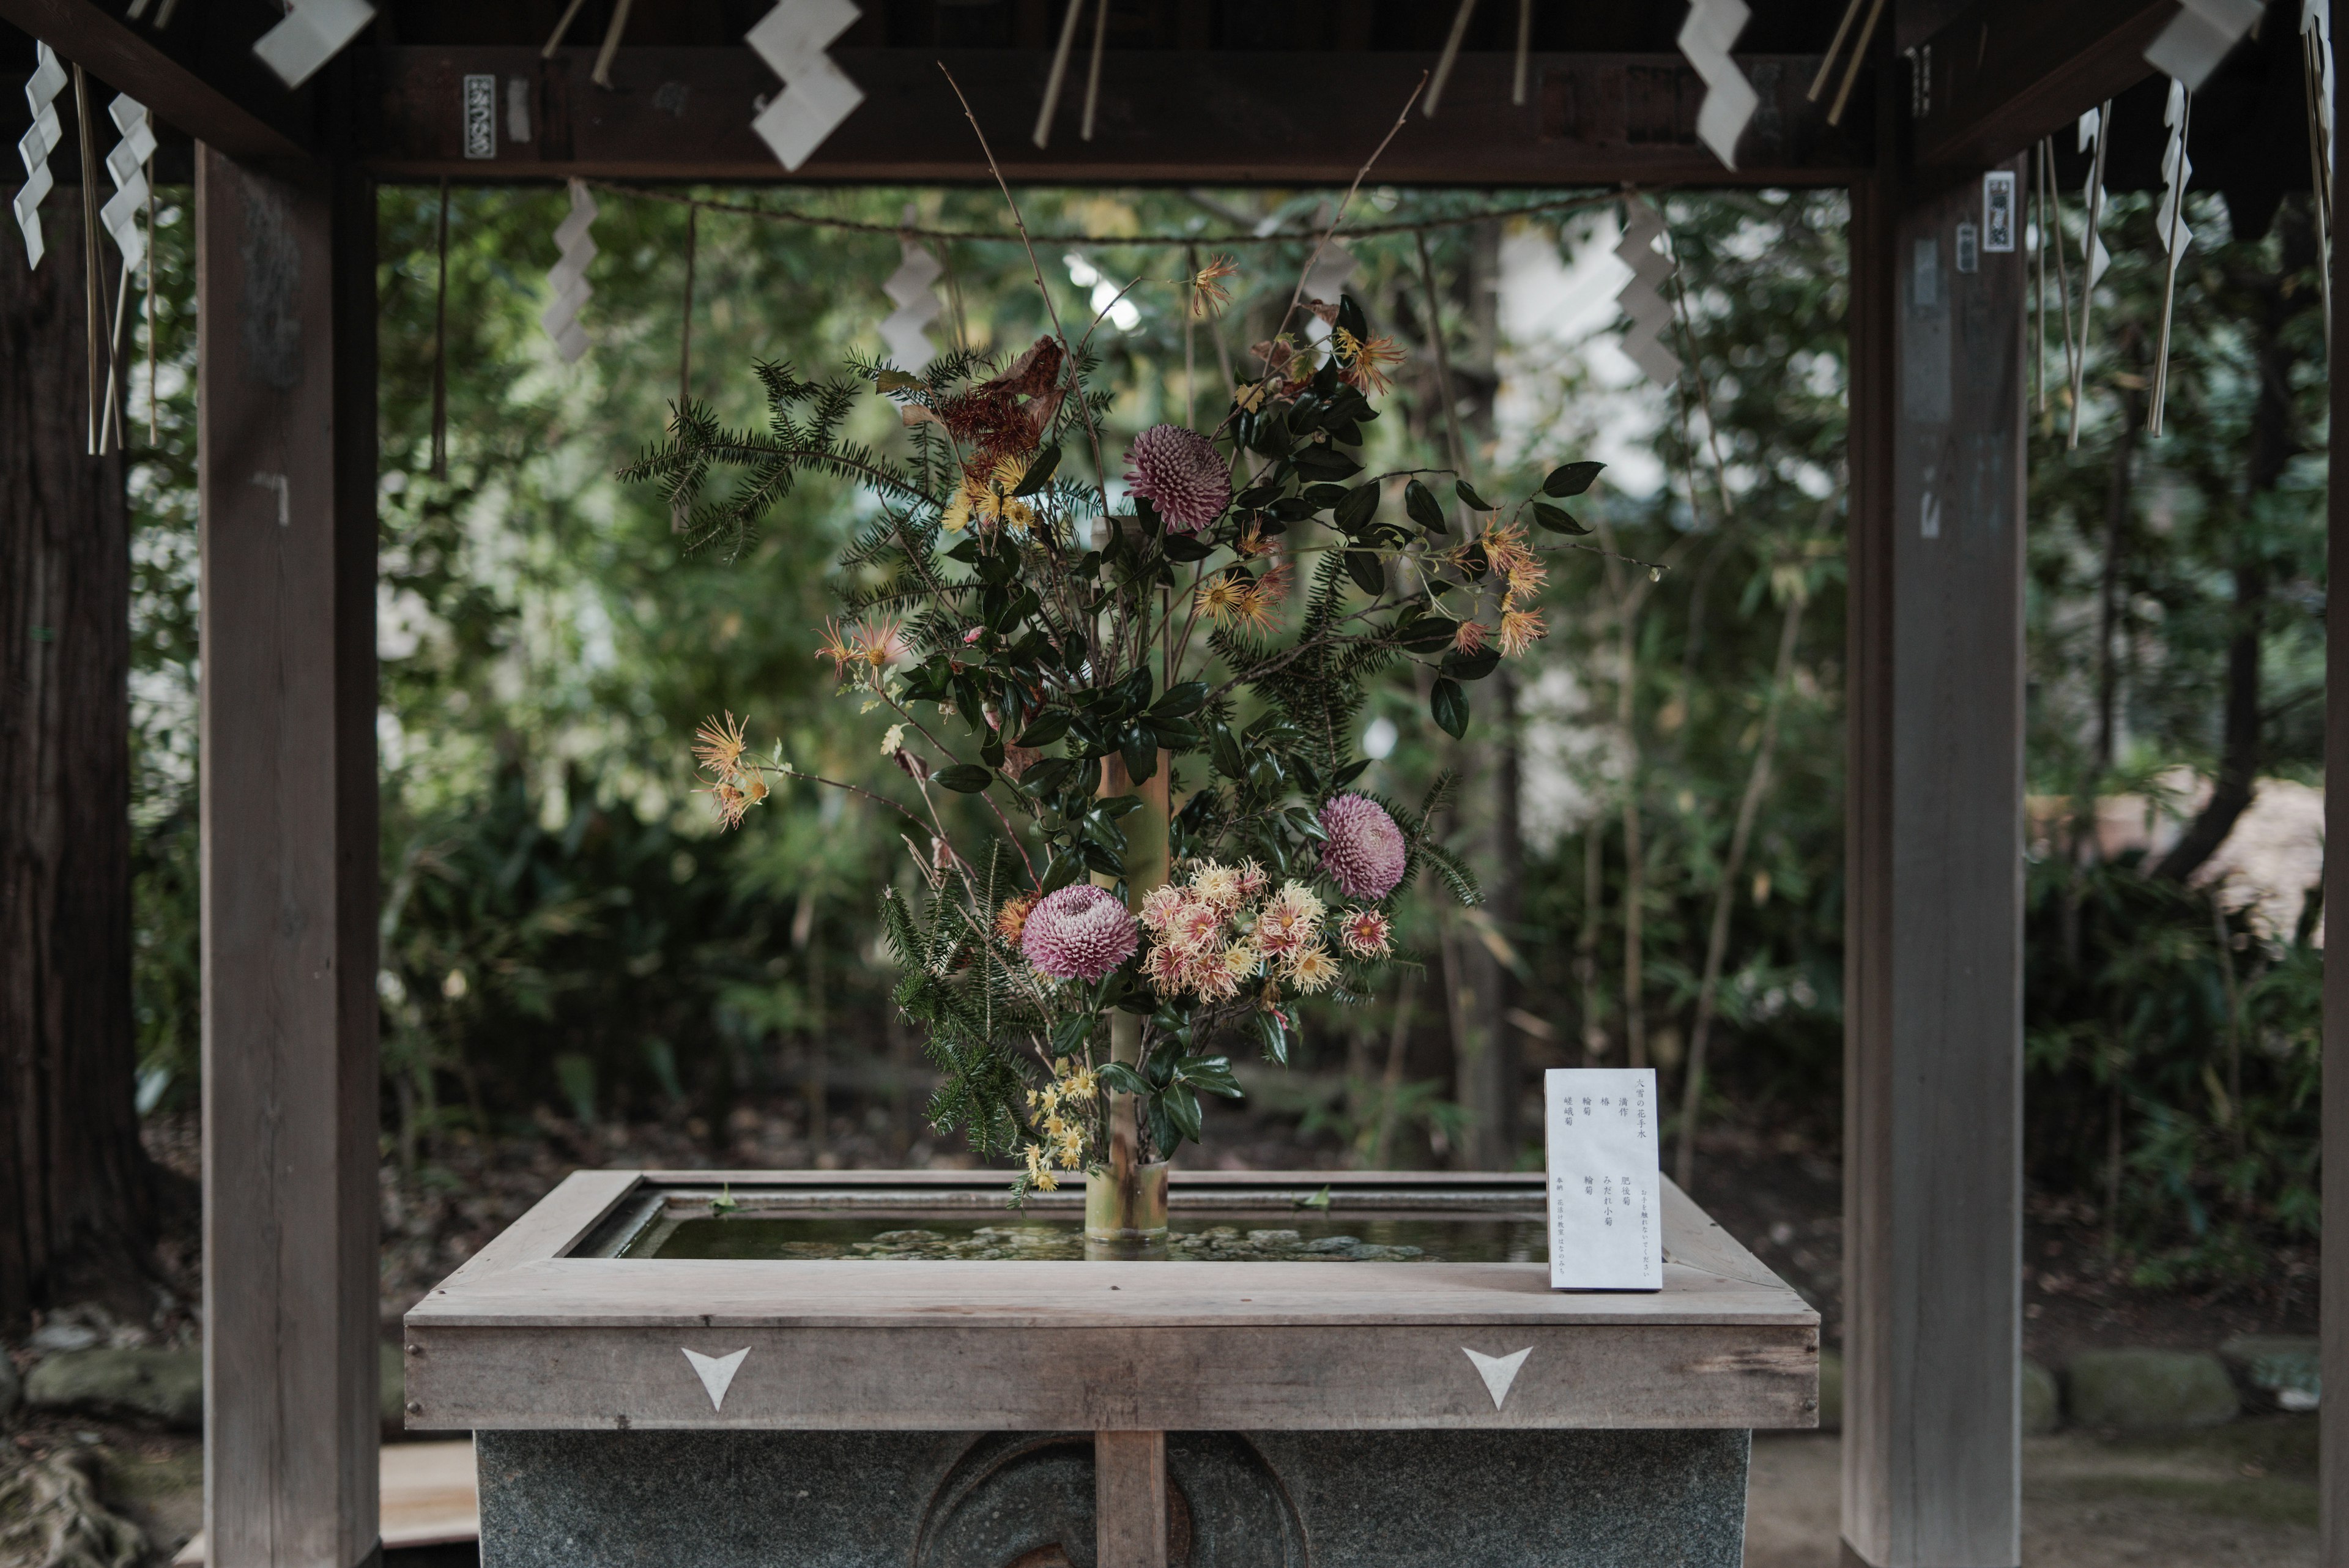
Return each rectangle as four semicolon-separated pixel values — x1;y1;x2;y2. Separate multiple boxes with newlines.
1841;158;2027;1568
2324;39;2349;1567
197;147;380;1568
1096;1429;1169;1568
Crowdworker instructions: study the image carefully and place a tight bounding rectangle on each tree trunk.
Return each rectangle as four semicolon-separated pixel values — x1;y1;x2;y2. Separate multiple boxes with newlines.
0;185;150;1327
2155;206;2317;883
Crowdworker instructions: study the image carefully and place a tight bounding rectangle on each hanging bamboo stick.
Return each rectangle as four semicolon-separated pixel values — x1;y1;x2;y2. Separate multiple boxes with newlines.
431;179;450;479
1080;0;1108;141
1425;0;1478;117
74;65;105;455
1032;0;1086;148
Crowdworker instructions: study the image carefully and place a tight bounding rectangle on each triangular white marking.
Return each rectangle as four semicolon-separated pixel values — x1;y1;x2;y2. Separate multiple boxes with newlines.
1461;1346;1532;1410
682;1347;749;1411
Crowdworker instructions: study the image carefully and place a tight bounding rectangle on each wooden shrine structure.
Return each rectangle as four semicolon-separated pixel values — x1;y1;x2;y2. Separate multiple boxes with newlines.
0;2;2338;1566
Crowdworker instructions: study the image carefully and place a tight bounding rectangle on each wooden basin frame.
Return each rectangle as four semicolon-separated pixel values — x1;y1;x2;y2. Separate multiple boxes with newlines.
402;1169;1819;1434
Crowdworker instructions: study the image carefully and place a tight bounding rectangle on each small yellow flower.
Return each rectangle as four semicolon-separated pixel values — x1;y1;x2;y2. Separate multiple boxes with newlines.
1285;943;1339;993
1333;327;1405;395
943;457;1037;534
1190;253;1238;319
1195;573;1250;624
1023;1143;1060;1192
692;712;751;781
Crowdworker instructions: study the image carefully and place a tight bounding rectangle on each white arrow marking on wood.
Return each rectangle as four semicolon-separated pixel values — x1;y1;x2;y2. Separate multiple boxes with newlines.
682;1347;749;1411
1461;1346;1532;1410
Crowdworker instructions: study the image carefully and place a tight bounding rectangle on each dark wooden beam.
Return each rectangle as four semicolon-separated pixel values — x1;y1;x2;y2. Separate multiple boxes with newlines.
351;46;1866;185
1841;145;2027;1568
198;147;379;1568
0;0;315;162
1912;0;2173;168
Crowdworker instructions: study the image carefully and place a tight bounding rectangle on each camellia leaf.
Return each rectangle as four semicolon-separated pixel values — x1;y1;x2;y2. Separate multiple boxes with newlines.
1542;459;1605;497
1332;483;1381;533
1345;549;1386;597
1252;1008;1289;1065
1430;677;1469;739
1050;1013;1096;1056
1530;500;1591;536
1178;1055;1243;1098
1098;1061;1151;1096
1443;646;1502;682
1404;478;1447;533
1455;478;1497;511
1149;680;1209;719
1015;710;1071;748
1396;612;1458;652
930;764;995;793
1014;445;1062;495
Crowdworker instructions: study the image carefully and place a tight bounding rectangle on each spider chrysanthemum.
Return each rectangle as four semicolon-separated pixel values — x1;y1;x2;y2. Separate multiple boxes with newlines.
1124;424;1231;535
1318;793;1408;901
1020;885;1141;982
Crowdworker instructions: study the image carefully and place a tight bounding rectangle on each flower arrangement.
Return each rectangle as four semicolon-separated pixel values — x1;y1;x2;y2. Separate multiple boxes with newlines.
627;231;1608;1208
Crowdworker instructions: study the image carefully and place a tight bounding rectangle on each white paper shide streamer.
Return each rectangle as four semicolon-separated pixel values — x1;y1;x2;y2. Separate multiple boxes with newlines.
748;0;864;173
2069;106;2114;449
541;179;598;365
1677;0;1757;171
879;222;943;371
2145;0;2264;91
2148;80;2193;436
1614;202;1682;388
102;96;155;275
13;43;66;270
254;0;378;89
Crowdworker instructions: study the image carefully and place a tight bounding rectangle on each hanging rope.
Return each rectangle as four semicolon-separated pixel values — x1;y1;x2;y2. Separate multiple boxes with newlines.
575;179;1632;248
73;64;106;455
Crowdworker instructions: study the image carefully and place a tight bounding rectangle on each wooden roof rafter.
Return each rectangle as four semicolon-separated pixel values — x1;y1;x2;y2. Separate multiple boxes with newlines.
1;0;2192;188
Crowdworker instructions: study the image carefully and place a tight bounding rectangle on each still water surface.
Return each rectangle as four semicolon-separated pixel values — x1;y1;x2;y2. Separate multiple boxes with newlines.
628;1211;1548;1263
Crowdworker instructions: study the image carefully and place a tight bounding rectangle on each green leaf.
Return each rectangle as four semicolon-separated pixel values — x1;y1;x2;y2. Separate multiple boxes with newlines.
1050;1013;1096;1055
1162;1083;1204;1144
1404;478;1447;533
1443;645;1502;682
1014;445;1062;495
1542;459;1605;497
1041;851;1086;893
1162;531;1216;562
1293;445;1363;481
1099;1061;1151;1096
1015;710;1071;748
1396;612;1458;652
1332;483;1381;533
1121;726;1157;786
1334;758;1371;786
1455;478;1496;510
1345;549;1386;597
1149;680;1209;719
1177;1055;1242;1098
1530;500;1591;536
1145;716;1201;749
931;764;995;793
1335;294;1368;342
1431;677;1469;739
1209;721;1245;779
1252;1009;1289;1065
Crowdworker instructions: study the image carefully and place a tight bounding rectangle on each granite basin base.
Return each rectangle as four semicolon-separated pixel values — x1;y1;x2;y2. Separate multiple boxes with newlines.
475;1426;1751;1568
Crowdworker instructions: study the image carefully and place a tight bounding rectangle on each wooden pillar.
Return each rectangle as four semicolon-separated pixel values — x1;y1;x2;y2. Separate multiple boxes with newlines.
197;146;380;1568
1096;1430;1169;1568
2323;42;2349;1567
1841;161;2027;1567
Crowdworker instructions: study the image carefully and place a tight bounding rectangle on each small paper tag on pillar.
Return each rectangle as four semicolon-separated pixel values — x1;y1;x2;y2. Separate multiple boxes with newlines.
1544;1068;1662;1291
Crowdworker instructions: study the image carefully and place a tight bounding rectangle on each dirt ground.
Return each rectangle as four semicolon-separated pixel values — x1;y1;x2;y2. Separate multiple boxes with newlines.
1746;1419;2320;1568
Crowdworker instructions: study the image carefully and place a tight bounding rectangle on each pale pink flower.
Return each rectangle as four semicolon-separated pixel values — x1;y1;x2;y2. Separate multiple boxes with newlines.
1022;885;1140;982
1318;793;1407;901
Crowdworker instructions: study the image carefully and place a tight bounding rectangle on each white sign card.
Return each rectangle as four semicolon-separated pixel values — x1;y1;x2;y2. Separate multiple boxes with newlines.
1544;1068;1662;1291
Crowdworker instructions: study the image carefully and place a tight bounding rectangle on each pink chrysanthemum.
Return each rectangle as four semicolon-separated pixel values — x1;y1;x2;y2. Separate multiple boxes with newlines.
1022;885;1141;982
1123;424;1231;535
1318;793;1408;901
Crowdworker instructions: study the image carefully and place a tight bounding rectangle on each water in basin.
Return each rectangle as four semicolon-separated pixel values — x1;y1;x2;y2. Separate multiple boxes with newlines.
624;1210;1548;1263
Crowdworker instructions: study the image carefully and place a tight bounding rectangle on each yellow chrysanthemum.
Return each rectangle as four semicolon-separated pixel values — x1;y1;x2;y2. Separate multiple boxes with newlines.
943;456;1037;534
